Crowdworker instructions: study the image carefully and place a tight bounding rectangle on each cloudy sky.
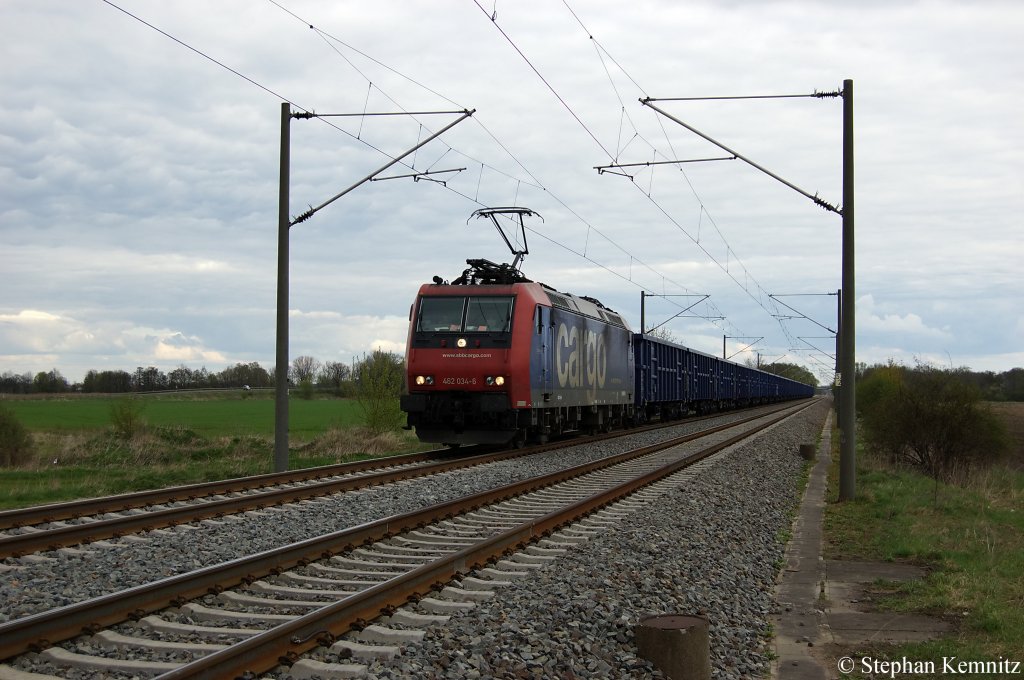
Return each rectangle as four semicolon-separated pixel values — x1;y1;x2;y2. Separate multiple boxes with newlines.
2;0;1021;385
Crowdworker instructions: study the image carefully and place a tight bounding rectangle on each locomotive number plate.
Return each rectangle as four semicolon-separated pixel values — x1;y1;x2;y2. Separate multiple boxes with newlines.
441;377;478;385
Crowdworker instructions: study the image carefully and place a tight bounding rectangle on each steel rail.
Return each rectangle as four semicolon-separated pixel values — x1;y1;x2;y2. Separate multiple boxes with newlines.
0;454;472;558
0;450;451;529
0;402;802;557
0;401;809;663
159;401;813;678
0;424;628;557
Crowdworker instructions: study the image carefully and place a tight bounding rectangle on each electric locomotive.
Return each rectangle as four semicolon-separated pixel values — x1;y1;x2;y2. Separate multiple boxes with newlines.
400;256;636;445
400;207;635;445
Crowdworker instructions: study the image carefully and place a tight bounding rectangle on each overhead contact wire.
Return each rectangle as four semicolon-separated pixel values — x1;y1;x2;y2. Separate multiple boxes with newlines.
109;0;725;337
558;0;809;354
471;0;614;161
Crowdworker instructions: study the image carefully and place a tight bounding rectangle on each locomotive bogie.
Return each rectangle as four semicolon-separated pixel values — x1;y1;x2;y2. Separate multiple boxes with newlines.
400;390;521;445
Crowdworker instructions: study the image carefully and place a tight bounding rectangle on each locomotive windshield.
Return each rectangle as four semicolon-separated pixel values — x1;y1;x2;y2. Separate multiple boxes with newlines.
417;296;514;333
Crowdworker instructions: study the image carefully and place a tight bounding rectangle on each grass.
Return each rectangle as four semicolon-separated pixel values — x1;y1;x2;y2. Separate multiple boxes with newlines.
3;392;362;440
0;393;428;509
822;404;1024;666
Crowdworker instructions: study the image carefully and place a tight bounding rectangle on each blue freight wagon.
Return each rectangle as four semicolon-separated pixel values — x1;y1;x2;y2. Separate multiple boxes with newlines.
632;334;813;422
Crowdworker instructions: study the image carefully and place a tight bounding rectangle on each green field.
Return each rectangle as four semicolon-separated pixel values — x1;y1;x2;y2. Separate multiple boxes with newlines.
4;393;361;440
0;392;422;509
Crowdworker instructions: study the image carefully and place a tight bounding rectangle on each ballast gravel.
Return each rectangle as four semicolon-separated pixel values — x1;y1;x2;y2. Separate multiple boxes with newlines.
2;401;829;679
355;400;829;680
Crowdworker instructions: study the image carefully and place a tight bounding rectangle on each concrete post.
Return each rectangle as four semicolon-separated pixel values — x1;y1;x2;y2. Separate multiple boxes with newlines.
635;614;711;680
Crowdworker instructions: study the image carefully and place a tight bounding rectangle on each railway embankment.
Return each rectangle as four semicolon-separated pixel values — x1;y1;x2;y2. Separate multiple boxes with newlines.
345;399;832;679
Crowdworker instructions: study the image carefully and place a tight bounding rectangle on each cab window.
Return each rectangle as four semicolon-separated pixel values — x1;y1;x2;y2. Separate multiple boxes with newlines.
417;297;466;332
416;295;514;333
465;296;513;332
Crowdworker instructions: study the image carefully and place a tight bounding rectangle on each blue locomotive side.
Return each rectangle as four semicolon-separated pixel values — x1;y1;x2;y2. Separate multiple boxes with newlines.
539;305;634;408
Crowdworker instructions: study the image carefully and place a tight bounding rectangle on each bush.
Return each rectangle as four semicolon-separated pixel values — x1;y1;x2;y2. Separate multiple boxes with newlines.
857;362;1009;482
296;380;315;400
110;397;146;439
356;350;405;434
0;403;34;467
855;362;907;465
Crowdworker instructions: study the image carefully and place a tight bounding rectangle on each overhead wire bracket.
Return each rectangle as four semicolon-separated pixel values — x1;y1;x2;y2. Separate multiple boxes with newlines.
640;97;842;215
595;156;737;180
768;293;837;335
641;292;720;335
371;167;467;185
289;108;475;227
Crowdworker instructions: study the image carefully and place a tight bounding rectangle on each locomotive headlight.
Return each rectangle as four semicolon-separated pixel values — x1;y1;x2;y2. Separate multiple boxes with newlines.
415;375;434;386
456;337;467;348
494;375;505;386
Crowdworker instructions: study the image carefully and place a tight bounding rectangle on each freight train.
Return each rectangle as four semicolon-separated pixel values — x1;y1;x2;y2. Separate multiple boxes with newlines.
400;209;814;446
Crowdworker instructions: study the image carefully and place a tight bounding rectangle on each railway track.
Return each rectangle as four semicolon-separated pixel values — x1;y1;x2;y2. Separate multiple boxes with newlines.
0;449;457;528
0;404;796;559
0;400;813;679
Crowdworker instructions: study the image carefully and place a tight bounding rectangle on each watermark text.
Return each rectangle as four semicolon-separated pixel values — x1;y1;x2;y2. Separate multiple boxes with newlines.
838;656;1021;677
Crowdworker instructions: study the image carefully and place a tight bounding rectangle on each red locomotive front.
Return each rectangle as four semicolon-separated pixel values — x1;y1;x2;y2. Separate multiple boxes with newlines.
400;270;548;445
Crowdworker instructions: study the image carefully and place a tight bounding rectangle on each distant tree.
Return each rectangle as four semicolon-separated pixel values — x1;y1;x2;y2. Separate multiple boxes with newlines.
110;397;146;439
318;361;353;396
33;369;68;393
758;361;818;387
0;371;33;394
244;362;271;387
289;355;318;399
959;370;1002;401
860;365;1024;403
168;365;196;390
82;369;132;393
1003;368;1024;401
132;366;168;392
193;366;212;388
291;356;320;385
217;362;271;388
645;326;680;343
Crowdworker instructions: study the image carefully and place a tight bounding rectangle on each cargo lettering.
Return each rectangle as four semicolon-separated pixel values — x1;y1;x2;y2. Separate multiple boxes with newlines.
556;322;607;392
